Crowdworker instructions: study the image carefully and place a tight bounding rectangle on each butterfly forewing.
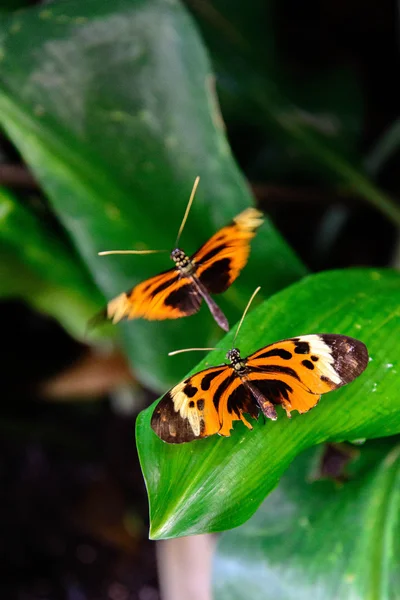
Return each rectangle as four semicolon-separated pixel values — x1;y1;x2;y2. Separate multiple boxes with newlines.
246;334;369;416
193;208;264;294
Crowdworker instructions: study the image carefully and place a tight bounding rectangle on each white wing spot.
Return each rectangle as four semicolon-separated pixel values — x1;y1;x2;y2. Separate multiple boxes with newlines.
171;381;202;435
298;335;341;385
188;408;201;436
171;381;187;414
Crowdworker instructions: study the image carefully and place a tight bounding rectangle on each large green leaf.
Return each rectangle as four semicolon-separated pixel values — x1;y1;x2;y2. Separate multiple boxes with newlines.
137;268;400;539
0;0;305;392
214;439;400;600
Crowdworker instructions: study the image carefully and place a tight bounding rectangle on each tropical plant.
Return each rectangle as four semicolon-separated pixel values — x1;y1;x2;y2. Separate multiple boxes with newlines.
1;0;399;597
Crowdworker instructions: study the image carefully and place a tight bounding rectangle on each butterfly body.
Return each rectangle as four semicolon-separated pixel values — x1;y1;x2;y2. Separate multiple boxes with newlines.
170;248;194;276
225;347;279;420
102;208;264;331
226;347;247;372
151;334;369;443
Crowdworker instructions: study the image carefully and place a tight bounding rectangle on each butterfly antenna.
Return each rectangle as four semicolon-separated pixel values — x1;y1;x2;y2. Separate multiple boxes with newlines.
98;249;168;256
174;176;200;247
168;347;217;356
233;286;261;344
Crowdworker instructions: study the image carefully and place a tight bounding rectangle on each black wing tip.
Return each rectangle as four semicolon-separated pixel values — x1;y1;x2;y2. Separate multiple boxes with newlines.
321;334;369;381
150;421;197;444
151;395;199;444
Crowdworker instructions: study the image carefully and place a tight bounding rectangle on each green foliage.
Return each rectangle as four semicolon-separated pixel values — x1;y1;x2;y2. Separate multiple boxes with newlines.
214;439;400;599
137;268;400;539
0;186;101;336
0;0;399;595
0;0;304;392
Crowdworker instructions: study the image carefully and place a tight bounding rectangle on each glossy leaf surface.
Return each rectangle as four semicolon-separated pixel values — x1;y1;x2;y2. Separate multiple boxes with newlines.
214;440;400;600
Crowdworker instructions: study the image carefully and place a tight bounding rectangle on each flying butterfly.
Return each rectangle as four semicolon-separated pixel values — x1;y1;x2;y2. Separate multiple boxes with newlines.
95;177;263;332
151;288;369;443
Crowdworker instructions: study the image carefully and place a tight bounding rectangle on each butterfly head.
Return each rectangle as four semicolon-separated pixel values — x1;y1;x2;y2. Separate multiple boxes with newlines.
226;348;247;372
171;248;194;275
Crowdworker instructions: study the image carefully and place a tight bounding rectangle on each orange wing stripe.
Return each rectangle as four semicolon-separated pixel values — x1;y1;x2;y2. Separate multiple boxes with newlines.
245;370;321;416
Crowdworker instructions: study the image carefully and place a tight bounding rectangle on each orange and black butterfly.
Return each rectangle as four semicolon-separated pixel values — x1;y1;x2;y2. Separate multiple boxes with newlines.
151;291;369;443
96;177;263;332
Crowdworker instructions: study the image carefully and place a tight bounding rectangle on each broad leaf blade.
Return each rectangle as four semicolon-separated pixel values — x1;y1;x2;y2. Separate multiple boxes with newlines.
0;0;305;391
214;440;400;600
137;268;400;539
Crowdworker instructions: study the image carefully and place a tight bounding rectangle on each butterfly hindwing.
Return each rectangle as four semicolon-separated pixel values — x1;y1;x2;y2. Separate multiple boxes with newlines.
151;365;258;443
246;334;369;416
193;208;264;293
106;268;202;324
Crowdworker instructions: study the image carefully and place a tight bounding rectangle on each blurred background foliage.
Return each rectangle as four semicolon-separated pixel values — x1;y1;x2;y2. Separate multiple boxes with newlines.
0;0;399;598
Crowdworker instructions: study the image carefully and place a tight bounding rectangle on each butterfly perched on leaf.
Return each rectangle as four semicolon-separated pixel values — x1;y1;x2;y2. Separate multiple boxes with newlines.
95;177;263;332
151;334;369;443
